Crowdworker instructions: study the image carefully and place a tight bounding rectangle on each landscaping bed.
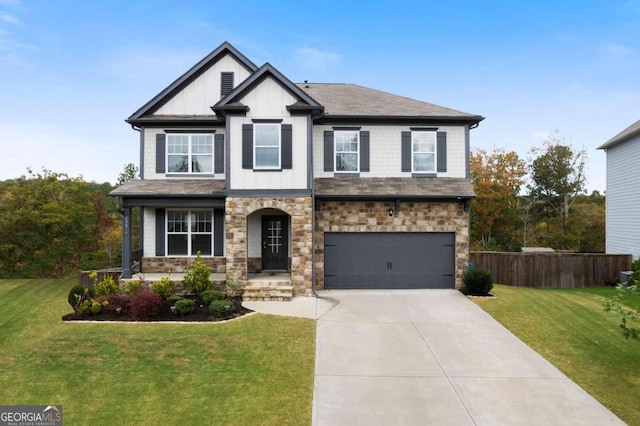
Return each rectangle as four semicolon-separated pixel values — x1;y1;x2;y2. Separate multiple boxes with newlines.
62;295;252;322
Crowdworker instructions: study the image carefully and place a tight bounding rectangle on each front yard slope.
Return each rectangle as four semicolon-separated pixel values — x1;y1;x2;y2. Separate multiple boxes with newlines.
474;285;640;425
0;279;315;425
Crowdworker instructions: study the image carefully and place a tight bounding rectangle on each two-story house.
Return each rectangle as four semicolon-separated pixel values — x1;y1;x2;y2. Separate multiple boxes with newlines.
110;42;484;299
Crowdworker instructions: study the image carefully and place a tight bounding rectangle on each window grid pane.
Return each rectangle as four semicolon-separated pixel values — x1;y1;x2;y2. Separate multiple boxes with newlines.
335;131;359;172
412;131;436;172
166;134;213;173
167;210;213;256
254;124;280;168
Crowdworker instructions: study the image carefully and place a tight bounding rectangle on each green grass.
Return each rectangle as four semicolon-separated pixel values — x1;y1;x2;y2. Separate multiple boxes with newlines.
0;279;316;425
474;285;640;425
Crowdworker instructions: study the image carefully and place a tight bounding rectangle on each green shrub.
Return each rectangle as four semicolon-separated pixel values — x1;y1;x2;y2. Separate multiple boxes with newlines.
68;285;94;313
94;275;120;297
210;300;235;318
152;276;176;299
463;268;494;295
122;279;143;295
226;273;245;298
182;252;212;296
174;298;195;316
202;289;225;304
167;295;183;306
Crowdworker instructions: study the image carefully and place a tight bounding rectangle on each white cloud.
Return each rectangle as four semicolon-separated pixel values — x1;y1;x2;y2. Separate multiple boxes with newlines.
603;43;633;57
0;11;19;25
292;47;340;71
0;0;21;7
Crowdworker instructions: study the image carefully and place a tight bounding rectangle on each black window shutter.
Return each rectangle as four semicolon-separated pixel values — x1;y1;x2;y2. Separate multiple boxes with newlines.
324;131;334;172
155;208;165;256
437;132;447;172
214;134;225;173
156;133;166;173
281;124;292;169
401;131;411;172
213;209;224;256
220;72;234;97
360;131;370;172
242;124;253;169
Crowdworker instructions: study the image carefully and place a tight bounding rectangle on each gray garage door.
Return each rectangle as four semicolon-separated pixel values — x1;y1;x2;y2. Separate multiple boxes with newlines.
324;232;455;289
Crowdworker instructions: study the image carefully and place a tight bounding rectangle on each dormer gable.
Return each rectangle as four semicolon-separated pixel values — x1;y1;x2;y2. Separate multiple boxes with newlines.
212;63;323;119
127;42;258;125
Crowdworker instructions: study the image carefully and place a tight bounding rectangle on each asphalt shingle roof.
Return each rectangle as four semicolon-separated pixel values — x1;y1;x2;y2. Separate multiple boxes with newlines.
314;177;475;198
598;117;640;149
297;83;482;121
109;179;226;197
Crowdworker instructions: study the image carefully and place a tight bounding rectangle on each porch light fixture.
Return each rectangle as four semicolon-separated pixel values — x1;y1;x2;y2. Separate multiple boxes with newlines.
388;208;394;217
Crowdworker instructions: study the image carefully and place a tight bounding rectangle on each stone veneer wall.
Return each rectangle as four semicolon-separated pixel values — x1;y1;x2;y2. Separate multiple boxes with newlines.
225;197;313;296
314;200;470;290
143;257;226;273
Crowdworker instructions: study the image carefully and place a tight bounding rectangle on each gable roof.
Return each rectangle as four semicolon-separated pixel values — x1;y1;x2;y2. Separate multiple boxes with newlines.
127;42;257;123
598;117;640;150
212;63;323;117
297;83;484;125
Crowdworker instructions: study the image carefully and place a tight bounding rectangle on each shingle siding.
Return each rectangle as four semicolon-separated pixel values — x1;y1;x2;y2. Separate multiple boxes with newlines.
606;136;640;259
313;125;467;178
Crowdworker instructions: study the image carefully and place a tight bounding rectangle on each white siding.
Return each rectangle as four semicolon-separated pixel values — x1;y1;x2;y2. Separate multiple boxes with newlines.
143;207;156;257
606;136;640;259
228;77;308;190
142;127;225;179
154;55;252;115
313;125;467;178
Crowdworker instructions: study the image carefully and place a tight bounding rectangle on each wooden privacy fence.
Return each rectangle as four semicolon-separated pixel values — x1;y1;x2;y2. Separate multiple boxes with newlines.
470;252;632;288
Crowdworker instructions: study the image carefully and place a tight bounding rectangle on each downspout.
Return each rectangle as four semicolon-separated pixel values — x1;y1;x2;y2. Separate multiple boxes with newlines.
309;114;318;297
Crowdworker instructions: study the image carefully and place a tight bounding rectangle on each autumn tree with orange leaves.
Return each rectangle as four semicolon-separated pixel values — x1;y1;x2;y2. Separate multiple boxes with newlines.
470;148;526;250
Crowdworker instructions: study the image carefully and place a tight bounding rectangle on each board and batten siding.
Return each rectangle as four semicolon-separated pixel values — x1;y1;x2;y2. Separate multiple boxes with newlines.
143;207;156;258
227;76;309;190
142;128;226;180
154;54;252;116
312;124;468;178
606;136;640;259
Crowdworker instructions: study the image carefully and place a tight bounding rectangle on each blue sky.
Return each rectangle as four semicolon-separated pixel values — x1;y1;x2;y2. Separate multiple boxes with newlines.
1;0;639;192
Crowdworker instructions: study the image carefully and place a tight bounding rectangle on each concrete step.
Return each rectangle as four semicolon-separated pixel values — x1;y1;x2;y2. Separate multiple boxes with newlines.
243;282;293;302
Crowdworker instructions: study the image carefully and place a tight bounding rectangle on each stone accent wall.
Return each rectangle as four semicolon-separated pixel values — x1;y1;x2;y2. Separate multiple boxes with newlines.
314;200;470;290
225;197;313;296
143;257;226;273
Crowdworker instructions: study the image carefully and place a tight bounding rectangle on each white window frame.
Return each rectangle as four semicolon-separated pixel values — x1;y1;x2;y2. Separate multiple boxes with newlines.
166;209;213;256
166;134;214;174
334;130;360;173
253;123;281;170
411;131;437;173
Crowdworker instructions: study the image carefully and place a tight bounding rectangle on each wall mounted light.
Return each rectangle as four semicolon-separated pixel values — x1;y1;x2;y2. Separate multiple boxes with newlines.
388;208;394;217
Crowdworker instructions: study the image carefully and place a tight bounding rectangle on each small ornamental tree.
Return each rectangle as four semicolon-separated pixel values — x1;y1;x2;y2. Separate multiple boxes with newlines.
604;256;640;340
182;252;212;296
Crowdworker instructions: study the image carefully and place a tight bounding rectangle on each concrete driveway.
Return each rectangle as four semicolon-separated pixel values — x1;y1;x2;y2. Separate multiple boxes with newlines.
311;290;623;426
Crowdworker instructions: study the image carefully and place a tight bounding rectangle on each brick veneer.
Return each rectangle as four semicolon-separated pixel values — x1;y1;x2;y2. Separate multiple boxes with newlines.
314;200;470;290
225;197;313;296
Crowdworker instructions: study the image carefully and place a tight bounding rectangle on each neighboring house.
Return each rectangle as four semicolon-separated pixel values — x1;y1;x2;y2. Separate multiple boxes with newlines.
110;42;484;298
598;118;640;260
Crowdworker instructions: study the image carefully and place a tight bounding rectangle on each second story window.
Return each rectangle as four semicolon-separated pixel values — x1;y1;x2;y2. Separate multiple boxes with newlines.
167;134;213;173
412;131;436;173
335;130;359;172
254;124;281;169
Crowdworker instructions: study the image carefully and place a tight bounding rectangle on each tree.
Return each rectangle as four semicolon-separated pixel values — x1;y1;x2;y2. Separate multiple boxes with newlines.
117;163;139;186
0;169;116;278
470;148;526;250
528;134;587;249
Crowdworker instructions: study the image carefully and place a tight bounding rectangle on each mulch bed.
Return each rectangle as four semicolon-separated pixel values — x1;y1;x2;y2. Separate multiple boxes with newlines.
62;296;253;322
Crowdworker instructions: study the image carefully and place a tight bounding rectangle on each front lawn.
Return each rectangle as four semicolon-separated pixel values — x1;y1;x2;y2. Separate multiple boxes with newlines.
474;285;640;425
0;279;316;425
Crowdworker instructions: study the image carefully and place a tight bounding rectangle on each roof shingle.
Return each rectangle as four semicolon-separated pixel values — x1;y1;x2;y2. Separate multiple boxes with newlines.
109;179;226;197
314;177;475;199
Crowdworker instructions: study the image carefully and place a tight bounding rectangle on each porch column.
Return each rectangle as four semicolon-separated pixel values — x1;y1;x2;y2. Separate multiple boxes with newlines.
122;206;133;279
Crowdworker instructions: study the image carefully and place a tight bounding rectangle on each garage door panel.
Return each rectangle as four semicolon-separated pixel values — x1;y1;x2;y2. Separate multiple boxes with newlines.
324;232;455;290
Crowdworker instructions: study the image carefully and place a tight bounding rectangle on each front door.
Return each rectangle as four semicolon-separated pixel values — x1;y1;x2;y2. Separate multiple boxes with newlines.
261;215;288;270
